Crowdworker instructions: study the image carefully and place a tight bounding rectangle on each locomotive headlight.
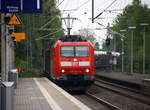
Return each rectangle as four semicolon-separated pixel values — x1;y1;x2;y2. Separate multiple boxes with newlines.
73;58;77;62
85;69;90;72
61;69;65;73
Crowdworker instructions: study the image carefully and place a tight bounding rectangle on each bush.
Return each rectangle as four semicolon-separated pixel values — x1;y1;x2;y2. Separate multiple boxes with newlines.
16;57;41;77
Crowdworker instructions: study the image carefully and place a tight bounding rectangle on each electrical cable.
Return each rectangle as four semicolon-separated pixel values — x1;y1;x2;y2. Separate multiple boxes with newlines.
57;0;65;7
40;0;66;29
35;28;64;40
76;0;91;11
95;0;111;12
104;9;123;12
40;15;59;29
61;0;91;14
94;0;117;19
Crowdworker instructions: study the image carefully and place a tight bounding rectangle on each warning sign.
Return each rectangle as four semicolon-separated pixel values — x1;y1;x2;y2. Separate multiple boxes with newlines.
8;14;22;25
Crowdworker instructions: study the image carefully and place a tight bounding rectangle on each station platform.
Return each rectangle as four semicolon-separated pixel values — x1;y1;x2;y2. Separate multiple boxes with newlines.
14;78;91;110
95;70;150;85
95;70;150;94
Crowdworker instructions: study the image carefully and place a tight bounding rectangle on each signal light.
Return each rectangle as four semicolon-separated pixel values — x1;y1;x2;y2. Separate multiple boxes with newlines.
11;36;15;40
8;29;14;35
8;26;15;35
4;16;11;24
106;38;111;46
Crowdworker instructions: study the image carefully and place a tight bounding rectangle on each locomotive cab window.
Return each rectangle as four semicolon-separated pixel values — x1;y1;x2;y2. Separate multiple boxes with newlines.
61;46;74;57
75;46;89;57
61;46;89;57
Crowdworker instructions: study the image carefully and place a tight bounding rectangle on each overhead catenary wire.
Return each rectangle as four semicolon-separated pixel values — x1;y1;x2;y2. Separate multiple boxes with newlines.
36;28;63;31
39;0;69;33
56;0;65;7
96;22;124;38
59;0;119;39
61;0;91;14
40;15;59;29
94;0;117;20
35;28;64;40
104;9;123;12
59;0;92;34
76;0;91;11
40;0;65;29
38;0;69;41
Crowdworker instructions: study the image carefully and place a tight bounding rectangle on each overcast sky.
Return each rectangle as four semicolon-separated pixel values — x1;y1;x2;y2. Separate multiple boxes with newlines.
58;0;150;45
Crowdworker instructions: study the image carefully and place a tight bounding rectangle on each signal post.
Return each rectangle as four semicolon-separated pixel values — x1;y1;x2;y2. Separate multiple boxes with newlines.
1;14;7;81
0;0;42;110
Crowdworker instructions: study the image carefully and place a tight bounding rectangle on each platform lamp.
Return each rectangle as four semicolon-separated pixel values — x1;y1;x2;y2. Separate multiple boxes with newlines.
128;26;136;74
120;29;127;73
140;23;149;74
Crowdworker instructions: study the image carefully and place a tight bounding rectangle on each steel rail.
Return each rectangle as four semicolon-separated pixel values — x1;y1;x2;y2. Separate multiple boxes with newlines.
94;79;150;105
86;92;122;110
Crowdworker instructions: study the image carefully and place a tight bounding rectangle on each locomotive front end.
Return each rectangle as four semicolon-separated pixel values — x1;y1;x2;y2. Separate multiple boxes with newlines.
54;41;95;91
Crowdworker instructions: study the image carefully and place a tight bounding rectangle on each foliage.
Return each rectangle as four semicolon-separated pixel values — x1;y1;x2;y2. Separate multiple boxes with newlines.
19;71;40;78
111;0;150;74
15;0;64;75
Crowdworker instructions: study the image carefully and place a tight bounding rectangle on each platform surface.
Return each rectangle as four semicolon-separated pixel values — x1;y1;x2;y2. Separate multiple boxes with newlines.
14;78;91;110
95;70;150;85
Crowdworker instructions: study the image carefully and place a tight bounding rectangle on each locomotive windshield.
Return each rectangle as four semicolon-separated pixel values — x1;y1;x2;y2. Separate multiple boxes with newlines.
61;46;74;57
75;46;89;57
61;46;89;57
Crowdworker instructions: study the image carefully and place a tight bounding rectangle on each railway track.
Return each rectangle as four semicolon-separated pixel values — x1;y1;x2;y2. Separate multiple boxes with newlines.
74;75;150;110
85;85;150;110
94;78;150;105
74;92;121;110
74;84;150;110
73;74;150;110
95;74;140;90
86;92;122;110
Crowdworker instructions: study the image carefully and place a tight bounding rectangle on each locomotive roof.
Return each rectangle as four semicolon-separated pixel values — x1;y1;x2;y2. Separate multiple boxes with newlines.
59;35;87;42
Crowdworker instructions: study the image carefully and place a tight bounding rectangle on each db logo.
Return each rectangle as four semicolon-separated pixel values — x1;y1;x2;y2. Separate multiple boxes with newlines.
72;62;79;66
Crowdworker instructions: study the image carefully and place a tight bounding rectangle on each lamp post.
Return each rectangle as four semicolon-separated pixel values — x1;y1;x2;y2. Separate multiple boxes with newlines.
128;26;136;74
120;29;127;73
140;23;149;74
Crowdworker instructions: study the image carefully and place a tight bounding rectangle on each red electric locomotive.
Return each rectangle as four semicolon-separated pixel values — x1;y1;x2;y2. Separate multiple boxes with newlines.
45;35;95;91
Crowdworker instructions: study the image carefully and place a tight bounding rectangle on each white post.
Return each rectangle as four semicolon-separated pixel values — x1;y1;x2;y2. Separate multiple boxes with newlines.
128;26;136;74
140;23;149;74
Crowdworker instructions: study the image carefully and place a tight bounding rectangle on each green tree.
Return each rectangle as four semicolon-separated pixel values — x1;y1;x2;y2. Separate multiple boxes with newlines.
111;0;150;73
15;0;64;75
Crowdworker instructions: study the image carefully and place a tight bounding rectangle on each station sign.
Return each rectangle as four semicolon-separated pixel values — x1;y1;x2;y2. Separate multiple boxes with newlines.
22;0;42;13
0;0;42;13
0;0;20;13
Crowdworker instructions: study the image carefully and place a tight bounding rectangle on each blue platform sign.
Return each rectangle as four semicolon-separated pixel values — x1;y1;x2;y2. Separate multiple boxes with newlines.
0;0;21;13
23;0;42;13
0;0;42;13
